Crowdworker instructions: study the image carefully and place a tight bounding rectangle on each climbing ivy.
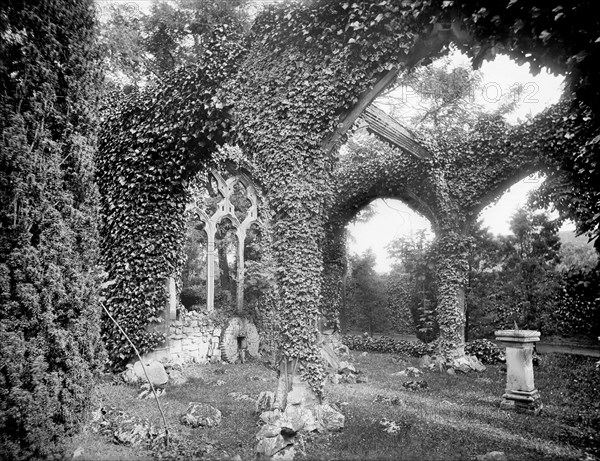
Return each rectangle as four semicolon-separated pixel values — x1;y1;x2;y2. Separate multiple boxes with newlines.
97;25;246;366
99;0;600;397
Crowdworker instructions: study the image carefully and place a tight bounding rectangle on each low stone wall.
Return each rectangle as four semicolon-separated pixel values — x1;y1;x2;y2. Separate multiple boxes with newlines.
142;311;222;364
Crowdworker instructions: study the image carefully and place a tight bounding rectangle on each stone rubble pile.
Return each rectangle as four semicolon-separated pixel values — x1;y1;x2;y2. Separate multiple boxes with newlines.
320;331;368;385
330;361;368;384
255;378;345;460
121;358;195;398
391;353;486;376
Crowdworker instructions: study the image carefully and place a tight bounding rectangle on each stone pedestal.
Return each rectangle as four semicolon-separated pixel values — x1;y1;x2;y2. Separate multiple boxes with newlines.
495;329;542;415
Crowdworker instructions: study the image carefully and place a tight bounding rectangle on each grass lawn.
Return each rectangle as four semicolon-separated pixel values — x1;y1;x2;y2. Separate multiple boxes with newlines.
67;352;599;461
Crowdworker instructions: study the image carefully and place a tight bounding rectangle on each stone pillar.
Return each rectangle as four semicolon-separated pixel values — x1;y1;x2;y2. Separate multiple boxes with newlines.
495;329;542;414
167;276;177;320
206;227;216;312
236;231;246;314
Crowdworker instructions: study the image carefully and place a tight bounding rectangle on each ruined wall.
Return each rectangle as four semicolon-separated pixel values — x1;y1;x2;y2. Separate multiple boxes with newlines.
142;311;222;364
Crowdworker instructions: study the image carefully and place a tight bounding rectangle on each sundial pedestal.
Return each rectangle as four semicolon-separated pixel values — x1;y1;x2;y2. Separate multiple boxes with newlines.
495;329;542;415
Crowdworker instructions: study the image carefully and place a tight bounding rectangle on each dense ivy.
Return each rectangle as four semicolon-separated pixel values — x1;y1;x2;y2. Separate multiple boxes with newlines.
97;26;246;366
99;0;600;397
464;339;504;364
0;0;103;458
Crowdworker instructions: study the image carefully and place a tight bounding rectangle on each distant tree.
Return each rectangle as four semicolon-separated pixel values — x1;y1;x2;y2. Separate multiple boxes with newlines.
466;208;562;337
553;267;600;338
379;52;521;141
465;221;503;340
345;249;388;335
386;271;416;335
557;239;598;273
498;208;562;331
99;0;250;89
387;230;438;342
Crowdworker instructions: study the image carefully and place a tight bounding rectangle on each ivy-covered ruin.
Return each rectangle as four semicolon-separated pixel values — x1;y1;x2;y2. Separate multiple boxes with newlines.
98;0;600;402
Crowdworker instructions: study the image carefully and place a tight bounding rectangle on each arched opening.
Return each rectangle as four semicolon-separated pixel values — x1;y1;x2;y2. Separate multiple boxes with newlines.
180;220;208;311
215;216;239;310
344;198;435;340
177;167;262;317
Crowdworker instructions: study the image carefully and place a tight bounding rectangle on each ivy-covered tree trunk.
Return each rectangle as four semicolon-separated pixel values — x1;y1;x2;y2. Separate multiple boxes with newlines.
0;0;103;458
435;232;469;354
268;177;327;402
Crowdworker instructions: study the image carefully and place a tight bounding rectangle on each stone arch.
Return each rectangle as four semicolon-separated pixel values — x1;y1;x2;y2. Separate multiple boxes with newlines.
321;133;440;334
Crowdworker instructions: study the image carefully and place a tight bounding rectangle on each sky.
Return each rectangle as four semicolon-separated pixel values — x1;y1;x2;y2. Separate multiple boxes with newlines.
348;54;566;273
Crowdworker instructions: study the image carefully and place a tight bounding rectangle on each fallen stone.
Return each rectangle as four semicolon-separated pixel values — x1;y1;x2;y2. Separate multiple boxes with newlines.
180;403;222;428
259;409;282;425
163;358;183;371
137;385;165;400
334;344;350;356
380;418;405;434
167;369;187;386
393;367;422;378
417;355;432;369
402;380;428;391
449;355;486;373
317;404;345;432
360;351;368;357
280;404;310;435
466;355;487;372
447;367;456;375
406;367;422;377
339;361;356;374
298;406;318;432
374;394;403;406
391;356;408;367
121;365;139;384
256;424;281;440
256;434;294;458
356;374;368;384
132;360;168;387
113;419;154;446
455;363;471;374
330;373;340;385
475;451;508;461
228;392;256;403
340;373;357;384
72;446;84;459
272;445;295;461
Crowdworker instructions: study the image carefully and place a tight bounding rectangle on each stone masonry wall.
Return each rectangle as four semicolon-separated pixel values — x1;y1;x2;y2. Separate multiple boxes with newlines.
142;311;222;364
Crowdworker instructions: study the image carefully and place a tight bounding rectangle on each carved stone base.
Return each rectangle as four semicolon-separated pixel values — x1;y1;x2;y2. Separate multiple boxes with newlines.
500;389;542;415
